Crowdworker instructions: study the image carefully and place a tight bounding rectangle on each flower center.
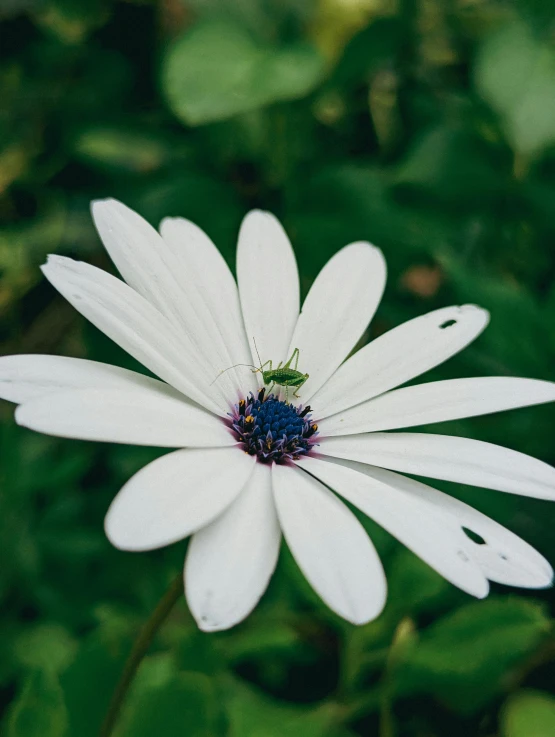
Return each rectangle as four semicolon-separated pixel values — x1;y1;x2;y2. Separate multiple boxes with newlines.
229;388;319;463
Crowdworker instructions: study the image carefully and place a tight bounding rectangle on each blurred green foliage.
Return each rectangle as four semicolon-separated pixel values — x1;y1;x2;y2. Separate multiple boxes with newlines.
1;0;555;735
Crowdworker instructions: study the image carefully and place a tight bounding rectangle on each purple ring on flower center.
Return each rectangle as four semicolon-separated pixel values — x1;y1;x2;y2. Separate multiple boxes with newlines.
229;388;319;463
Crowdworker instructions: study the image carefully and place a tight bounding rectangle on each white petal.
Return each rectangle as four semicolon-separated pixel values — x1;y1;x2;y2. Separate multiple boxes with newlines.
298;456;488;598
160;216;256;394
272;463;386;624
319;433;555;501
92;199;187;327
105;447;255;551
237;210;300;369
185;463;280;631
92;199;244;401
0;354;171;405
286;243;386;402
41;255;225;414
15;387;233;447
376;470;553;589
319;377;555;436
313;305;490;419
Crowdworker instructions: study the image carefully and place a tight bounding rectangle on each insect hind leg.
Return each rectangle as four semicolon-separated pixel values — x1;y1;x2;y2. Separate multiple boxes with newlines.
292;373;309;398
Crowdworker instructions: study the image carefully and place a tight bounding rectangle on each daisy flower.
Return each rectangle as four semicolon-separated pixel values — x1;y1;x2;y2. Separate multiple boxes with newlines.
1;200;555;632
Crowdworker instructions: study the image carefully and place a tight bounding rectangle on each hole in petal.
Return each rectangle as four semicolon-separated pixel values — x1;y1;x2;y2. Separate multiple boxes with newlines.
462;527;486;545
439;319;457;329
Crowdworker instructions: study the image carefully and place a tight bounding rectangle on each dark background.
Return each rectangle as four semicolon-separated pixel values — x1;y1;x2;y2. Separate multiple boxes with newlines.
1;0;555;735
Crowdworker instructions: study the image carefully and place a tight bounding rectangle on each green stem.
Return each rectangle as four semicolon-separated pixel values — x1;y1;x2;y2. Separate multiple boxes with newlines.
99;573;183;737
379;618;415;737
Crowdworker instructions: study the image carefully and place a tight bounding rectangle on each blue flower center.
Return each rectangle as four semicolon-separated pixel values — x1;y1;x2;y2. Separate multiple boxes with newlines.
229;388;319;463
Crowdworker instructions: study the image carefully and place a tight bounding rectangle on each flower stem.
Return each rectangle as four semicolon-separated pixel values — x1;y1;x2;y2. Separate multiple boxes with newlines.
99;573;183;737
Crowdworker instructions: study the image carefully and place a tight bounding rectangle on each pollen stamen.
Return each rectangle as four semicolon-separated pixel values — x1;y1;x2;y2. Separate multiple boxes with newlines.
229;391;319;463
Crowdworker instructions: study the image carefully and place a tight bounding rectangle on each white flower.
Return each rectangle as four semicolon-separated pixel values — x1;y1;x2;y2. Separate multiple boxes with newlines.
1;199;555;632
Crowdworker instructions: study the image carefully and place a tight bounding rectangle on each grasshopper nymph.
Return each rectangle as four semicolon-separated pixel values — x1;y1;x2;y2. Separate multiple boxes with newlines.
253;346;309;400
213;341;309;400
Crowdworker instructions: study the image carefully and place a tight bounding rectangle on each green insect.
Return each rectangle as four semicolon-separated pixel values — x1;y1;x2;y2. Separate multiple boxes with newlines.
253;346;309;399
213;341;309;400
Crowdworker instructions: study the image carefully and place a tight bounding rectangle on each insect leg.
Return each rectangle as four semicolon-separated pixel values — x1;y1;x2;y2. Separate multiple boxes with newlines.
292;373;309;398
253;359;272;375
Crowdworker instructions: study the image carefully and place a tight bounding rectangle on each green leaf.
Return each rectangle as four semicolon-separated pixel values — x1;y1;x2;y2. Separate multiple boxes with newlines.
12;623;78;675
174;629;222;676
475;20;555;156
127;170;242;263
222;620;302;664
71;125;190;174
60;622;134;737
225;677;336;737
394;125;502;207
394;598;550;714
34;0;108;44
0;196;66;293
7;670;68;737
387;549;452;618
333;17;404;87
502;690;555;737
161;21;325;125
118;672;216;737
290;164;464;279
441;256;553;379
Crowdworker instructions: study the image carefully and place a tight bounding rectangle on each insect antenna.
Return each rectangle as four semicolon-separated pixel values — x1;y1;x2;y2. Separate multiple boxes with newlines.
252;336;263;368
210;363;258;386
